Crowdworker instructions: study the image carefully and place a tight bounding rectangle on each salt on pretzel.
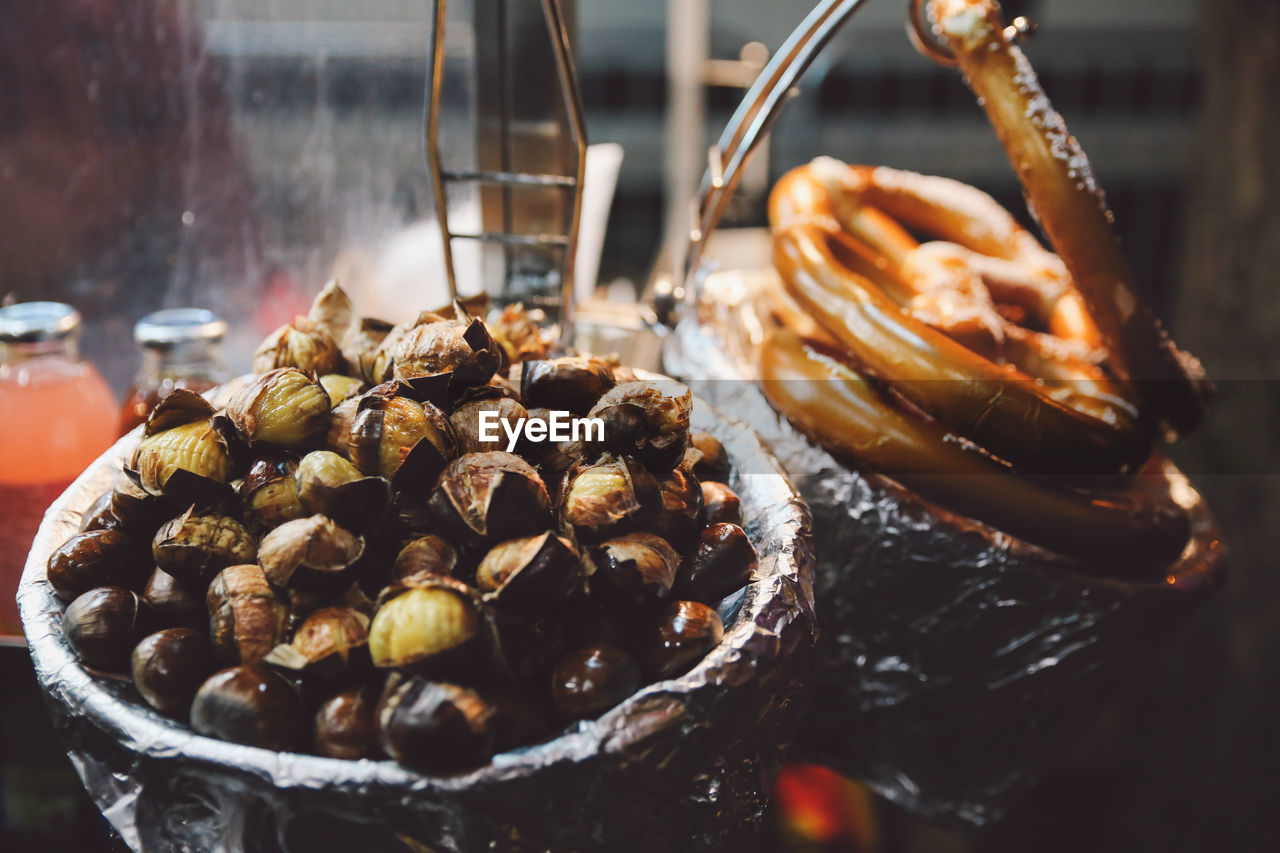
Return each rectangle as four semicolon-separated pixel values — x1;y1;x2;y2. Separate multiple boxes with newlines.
770;161;1148;476
931;0;1207;435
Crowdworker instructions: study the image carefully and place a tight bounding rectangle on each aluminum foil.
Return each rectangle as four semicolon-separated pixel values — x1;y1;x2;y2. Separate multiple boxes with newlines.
19;394;817;852
665;268;1227;828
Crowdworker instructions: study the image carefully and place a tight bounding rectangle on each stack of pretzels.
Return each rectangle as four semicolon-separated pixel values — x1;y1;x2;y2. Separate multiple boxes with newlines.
759;0;1209;570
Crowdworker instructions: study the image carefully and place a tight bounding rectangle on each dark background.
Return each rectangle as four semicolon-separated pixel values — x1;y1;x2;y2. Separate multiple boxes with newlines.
0;0;1276;850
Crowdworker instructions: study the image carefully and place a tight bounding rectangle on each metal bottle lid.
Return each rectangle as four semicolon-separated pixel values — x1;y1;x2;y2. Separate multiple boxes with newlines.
134;309;227;349
0;302;81;343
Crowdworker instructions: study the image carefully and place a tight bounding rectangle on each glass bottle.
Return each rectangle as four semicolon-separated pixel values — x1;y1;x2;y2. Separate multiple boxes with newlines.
119;308;231;435
0;303;118;636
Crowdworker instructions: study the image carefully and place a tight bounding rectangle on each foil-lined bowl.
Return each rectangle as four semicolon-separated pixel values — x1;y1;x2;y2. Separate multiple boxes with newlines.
19;389;816;852
666;267;1227;828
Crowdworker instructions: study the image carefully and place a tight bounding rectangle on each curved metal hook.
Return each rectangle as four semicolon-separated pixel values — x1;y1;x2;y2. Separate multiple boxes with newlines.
680;0;872;293
907;0;956;67
909;0;1037;68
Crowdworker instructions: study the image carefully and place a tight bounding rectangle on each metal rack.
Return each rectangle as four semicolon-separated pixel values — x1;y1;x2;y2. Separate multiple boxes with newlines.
681;0;873;289
425;0;588;337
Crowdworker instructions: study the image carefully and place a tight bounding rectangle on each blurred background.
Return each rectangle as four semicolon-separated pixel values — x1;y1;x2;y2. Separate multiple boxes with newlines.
1;0;1276;850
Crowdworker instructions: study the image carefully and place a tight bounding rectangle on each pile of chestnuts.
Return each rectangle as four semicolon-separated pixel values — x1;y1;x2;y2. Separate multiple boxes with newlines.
48;284;758;774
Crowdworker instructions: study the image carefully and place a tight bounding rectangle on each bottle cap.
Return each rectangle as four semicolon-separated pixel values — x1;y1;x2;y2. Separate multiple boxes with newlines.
0;302;81;344
134;309;227;349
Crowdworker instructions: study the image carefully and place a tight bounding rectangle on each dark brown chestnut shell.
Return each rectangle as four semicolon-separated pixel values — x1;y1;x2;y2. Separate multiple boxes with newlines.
141;567;207;631
314;685;379;760
378;678;496;773
519;356;616;414
587;532;681;609
190;665;304;751
63;586;146;672
675;522;758;604
131;628;218;717
636;600;724;681
475;532;582;606
549;641;641;721
427;452;552;546
47;530;148;602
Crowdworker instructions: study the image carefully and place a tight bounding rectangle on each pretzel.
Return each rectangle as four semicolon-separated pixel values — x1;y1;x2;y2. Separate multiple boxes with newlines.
770;162;1148;476
930;0;1208;434
760;327;1190;567
754;0;1210;564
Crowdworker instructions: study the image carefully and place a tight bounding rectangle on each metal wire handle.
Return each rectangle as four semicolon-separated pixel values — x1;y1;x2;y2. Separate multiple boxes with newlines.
425;0;588;337
681;0;1037;294
680;0;872;290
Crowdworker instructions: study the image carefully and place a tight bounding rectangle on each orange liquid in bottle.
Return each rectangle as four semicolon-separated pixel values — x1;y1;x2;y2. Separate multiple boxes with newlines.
0;357;118;635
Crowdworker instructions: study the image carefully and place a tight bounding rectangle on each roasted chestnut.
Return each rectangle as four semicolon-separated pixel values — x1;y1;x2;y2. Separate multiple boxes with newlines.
130;417;232;504
637;600;724;680
651;466;705;545
242;451;305;531
131;628;217;716
475;532;581;605
190;665;303;751
549;641;640;720
427;452;552;545
207;564;290;666
257;515;364;592
348;385;456;485
319;373;365;408
519;355;615;414
47;529;147;601
108;470;171;535
700;481;742;526
450;396;530;455
368;579;484;674
369;320;414;385
676;522;758;604
392;535;458;583
62;586;146;671
266;606;370;680
141;567;207;631
226;368;332;448
295;450;390;532
287;582;373;622
690;431;731;482
588;381;692;471
314;686;379;760
523;408;587;481
491;607;567;685
151;509;257;588
341;318;395;384
326;397;361;457
587;532;680;608
252;316;342;376
559;455;659;542
378;678;496;773
392;316;503;404
488;302;552;363
80;491;124;533
308;279;355;342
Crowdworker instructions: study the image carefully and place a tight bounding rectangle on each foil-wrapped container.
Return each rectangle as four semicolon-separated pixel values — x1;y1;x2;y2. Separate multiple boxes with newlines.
666;268;1227;828
19;396;816;852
